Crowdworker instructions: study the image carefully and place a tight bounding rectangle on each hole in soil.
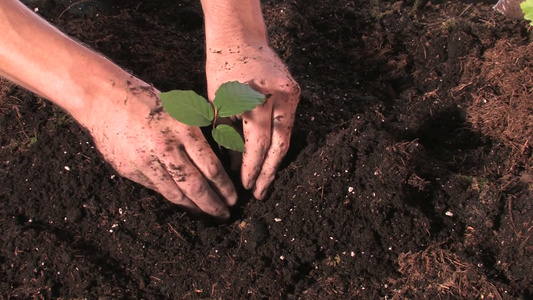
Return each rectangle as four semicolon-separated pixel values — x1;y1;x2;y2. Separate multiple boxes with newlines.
278;127;308;171
405;185;446;236
406;106;488;166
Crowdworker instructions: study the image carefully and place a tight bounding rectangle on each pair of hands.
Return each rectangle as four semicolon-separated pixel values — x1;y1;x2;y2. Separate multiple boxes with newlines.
87;44;300;220
0;0;298;220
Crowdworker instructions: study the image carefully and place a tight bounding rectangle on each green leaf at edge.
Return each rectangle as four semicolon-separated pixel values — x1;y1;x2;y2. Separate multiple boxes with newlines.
160;90;214;127
521;0;533;25
212;124;245;152
213;81;266;118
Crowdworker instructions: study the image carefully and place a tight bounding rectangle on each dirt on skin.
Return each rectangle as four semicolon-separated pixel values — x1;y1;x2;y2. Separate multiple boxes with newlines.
1;0;532;298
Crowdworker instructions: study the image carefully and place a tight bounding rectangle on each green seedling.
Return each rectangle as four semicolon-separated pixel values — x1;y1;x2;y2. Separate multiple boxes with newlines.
160;81;265;152
521;0;533;25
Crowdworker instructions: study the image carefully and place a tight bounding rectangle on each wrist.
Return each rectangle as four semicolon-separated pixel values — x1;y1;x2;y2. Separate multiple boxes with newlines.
201;0;268;49
0;0;143;127
64;58;141;127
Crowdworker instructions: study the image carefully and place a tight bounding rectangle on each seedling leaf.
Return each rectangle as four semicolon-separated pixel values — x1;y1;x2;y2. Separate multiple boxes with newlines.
212;124;245;152
521;0;533;25
213;81;265;117
160;90;214;127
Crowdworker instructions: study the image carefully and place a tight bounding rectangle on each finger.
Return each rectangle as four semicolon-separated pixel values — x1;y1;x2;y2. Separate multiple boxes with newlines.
161;145;230;220
128;170;157;191
241;99;273;190
140;155;203;216
182;127;238;206
252;103;296;199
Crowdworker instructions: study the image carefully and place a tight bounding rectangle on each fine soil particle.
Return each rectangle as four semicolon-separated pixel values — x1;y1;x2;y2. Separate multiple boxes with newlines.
1;0;532;299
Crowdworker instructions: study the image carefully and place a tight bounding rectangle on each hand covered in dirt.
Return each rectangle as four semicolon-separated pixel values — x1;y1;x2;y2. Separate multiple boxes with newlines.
205;44;300;199
0;0;236;220
1;0;226;219
84;79;237;220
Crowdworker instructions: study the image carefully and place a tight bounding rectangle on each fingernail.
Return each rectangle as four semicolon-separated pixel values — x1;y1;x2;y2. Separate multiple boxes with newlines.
243;179;253;190
255;188;267;200
220;208;231;220
227;193;238;206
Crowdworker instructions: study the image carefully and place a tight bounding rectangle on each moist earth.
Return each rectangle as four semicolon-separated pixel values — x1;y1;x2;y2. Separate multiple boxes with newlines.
1;0;532;299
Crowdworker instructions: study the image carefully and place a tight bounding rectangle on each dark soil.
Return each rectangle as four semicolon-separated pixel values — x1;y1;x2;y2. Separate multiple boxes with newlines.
1;0;532;299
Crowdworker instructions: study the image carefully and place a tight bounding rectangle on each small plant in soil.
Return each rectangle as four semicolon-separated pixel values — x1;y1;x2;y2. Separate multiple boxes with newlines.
160;81;265;152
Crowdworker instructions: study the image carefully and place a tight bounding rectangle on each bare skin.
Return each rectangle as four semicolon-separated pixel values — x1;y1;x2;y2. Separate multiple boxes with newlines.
85;79;237;219
202;0;301;199
0;0;299;218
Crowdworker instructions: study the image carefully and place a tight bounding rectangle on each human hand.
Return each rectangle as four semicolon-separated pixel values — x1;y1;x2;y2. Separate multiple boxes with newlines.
0;0;236;220
82;78;237;220
205;44;300;199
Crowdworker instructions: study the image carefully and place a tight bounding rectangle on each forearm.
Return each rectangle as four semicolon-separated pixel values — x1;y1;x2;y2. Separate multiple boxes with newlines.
200;0;268;49
0;0;135;125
